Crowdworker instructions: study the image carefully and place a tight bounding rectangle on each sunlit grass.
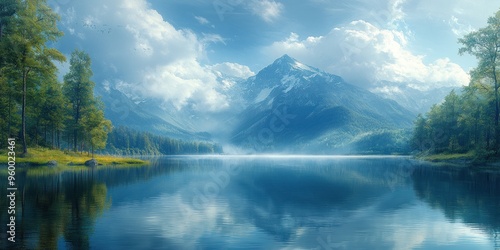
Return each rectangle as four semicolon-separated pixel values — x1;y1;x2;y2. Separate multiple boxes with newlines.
419;152;475;162
0;147;148;166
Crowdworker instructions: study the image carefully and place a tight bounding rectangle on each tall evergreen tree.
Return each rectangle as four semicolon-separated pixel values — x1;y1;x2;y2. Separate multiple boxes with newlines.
39;76;68;148
63;49;95;152
0;0;19;146
459;10;500;151
6;0;65;154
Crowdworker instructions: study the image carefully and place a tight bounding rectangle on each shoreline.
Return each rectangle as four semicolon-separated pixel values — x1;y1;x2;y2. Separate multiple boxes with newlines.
0;147;149;167
414;152;500;167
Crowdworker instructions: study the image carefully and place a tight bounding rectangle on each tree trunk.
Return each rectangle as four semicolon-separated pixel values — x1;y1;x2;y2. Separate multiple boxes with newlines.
34;122;38;146
73;127;77;152
7;84;12;136
487;128;491;149
44;125;47;145
73;103;80;152
21;69;28;155
493;67;499;152
51;129;54;148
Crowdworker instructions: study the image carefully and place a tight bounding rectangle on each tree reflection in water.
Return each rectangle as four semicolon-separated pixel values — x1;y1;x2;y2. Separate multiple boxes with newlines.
0;160;173;250
412;165;500;248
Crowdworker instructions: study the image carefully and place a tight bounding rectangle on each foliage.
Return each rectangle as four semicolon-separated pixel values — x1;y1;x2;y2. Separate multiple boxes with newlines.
83;107;112;157
63;49;101;152
6;0;65;154
412;9;500;159
104;126;223;155
0;3;115;159
350;129;411;154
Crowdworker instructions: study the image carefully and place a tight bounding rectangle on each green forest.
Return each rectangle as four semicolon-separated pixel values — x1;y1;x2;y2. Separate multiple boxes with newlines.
0;0;111;156
411;10;500;159
104;126;222;155
0;0;219;157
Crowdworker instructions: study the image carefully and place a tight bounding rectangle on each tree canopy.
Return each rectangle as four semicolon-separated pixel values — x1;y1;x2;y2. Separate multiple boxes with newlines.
412;9;500;158
0;1;112;158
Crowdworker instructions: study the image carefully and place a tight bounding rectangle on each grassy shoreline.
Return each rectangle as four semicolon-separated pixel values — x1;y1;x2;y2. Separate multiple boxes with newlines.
415;152;500;167
0;147;148;167
417;152;474;162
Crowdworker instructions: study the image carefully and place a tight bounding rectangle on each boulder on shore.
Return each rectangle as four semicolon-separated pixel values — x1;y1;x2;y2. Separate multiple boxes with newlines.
84;159;98;167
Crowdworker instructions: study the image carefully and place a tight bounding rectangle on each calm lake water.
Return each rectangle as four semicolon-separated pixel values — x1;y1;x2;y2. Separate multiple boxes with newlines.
1;156;500;249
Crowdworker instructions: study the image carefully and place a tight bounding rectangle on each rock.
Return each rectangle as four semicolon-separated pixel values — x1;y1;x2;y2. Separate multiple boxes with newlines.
84;159;98;167
68;162;75;166
47;160;58;167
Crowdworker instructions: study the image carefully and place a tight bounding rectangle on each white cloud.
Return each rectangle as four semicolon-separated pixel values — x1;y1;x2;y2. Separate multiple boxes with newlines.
55;0;239;112
209;62;255;79
201;33;226;45
195;15;215;28
249;0;283;22
264;20;470;89
390;0;406;23
407;0;498;35
144;61;229;111
195;16;209;25
448;15;474;37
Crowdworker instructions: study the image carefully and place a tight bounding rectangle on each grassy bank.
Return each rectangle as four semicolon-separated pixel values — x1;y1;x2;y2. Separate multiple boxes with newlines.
0;147;148;166
418;152;475;162
416;151;500;167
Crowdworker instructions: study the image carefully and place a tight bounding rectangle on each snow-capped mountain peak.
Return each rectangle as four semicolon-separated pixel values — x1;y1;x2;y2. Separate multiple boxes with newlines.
269;54;320;75
241;55;339;102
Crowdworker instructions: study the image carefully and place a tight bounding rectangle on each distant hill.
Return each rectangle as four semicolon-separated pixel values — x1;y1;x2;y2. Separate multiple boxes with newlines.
369;82;458;114
94;83;211;141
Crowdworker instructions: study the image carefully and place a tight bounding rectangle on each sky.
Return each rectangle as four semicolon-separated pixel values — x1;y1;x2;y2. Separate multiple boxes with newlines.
48;0;500;112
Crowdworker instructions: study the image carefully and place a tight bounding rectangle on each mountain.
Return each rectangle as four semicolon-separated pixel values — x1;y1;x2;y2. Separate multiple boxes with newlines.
94;83;210;141
93;55;419;154
230;55;416;153
369;82;458;114
93;68;250;143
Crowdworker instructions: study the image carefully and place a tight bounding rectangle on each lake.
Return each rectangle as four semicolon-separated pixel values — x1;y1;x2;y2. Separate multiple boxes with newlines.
1;156;500;249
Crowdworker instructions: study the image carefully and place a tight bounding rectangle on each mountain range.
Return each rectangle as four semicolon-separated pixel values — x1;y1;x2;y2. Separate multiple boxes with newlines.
95;55;454;154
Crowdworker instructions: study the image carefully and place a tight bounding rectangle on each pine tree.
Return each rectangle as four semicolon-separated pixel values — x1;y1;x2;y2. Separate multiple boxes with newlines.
459;10;500;151
63;49;95;152
6;0;65;155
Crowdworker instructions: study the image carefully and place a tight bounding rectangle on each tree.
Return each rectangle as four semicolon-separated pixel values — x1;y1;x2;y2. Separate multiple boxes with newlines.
63;49;95;152
441;90;460;151
39;77;68;148
0;0;19;146
6;0;65;155
82;105;112;158
458;83;490;151
459;10;500;151
0;0;17;52
411;114;428;152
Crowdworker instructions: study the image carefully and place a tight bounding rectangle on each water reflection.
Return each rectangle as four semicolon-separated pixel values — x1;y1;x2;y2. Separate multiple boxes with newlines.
412;165;500;248
0;162;168;250
1;157;499;249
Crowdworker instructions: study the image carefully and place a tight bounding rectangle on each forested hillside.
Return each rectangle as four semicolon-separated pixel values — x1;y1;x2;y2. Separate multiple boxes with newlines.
411;10;500;158
104;126;222;155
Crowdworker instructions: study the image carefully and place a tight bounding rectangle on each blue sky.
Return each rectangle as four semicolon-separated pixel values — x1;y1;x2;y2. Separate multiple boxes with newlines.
48;0;500;111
